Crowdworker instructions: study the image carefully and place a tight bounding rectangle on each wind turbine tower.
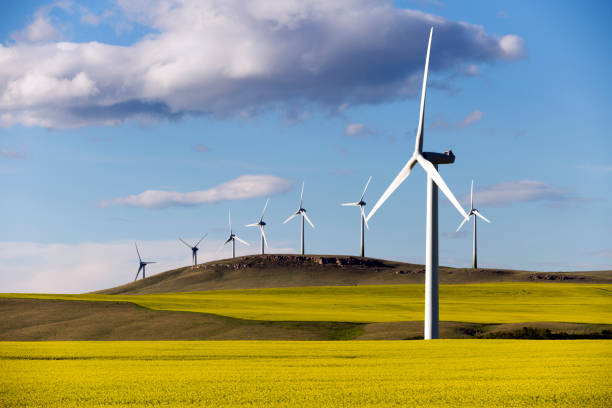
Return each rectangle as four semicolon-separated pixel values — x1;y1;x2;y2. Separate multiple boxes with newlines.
342;176;372;257
179;233;208;265
246;198;269;255
284;182;315;256
134;242;155;280
218;209;249;258
456;180;491;268
366;28;470;339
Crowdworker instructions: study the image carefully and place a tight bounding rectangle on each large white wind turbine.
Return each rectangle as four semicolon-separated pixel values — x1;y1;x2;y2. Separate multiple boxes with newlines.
218;209;249;258
284;182;314;256
342;176;372;257
456;180;491;269
366;27;470;340
246;198;269;255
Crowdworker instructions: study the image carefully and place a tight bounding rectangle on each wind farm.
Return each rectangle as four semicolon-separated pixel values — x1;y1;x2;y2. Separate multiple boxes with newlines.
1;2;610;407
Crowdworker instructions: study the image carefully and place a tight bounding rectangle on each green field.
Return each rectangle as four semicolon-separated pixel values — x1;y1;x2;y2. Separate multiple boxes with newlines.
0;340;609;407
3;283;611;323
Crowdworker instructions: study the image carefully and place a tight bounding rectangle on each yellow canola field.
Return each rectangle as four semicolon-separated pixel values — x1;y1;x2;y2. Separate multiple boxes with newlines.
2;283;611;323
1;340;610;407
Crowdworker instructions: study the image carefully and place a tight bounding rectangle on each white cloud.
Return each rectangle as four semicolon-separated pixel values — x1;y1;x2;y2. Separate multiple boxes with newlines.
344;123;365;138
462;180;577;207
101;174;293;208
499;34;526;60
458;109;483;127
9;2;69;43
0;239;294;293
0;0;526;128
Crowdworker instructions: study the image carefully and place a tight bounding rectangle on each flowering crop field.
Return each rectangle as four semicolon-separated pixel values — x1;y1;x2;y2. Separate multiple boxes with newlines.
0;340;609;407
2;283;611;323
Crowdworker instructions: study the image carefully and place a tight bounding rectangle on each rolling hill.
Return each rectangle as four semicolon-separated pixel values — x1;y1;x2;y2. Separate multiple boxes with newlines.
95;254;612;295
2;255;611;341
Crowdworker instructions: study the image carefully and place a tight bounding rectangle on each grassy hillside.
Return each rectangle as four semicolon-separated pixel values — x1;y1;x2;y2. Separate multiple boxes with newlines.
4;283;611;324
95;254;612;294
1;340;610;407
2;297;610;341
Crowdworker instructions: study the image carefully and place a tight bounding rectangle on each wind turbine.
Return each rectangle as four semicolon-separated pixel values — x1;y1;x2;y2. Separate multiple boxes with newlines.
365;27;470;340
246;198;269;255
179;233;208;266
134;242;155;281
218;209;249;258
342;176;372;257
456;180;491;269
284;182;314;256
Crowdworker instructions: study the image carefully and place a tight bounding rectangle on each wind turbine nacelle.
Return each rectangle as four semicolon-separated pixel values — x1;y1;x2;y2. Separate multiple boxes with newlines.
260;221;266;226
422;150;455;165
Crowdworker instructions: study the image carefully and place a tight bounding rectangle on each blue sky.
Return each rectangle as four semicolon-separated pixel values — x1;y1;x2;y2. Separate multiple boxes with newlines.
0;0;610;292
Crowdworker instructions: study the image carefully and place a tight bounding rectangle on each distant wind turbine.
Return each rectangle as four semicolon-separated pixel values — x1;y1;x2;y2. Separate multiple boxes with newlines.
456;180;491;269
341;176;372;257
366;27;470;339
246;198;269;255
134;242;155;281
179;233;208;266
218;209;249;258
284;182;314;256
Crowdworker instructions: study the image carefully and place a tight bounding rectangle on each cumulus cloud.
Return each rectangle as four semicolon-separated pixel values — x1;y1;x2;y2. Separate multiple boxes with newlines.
499;35;525;59
461;180;579;207
0;0;525;128
0;239;294;293
101;174;293;208
10;3;64;43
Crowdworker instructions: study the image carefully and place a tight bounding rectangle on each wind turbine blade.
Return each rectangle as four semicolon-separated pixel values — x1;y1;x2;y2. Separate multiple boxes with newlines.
224;236;233;245
416;155;470;221
245;223;259;227
260;226;268;247
473;210;491;223
134;242;142;262
302;212;315;228
179;238;192;249
360;176;372;201
234;236;250;246
456;217;469;232
283;213;298;224
341;202;359;207
195;233;208;247
361;206;369;230
299;181;304;207
228;209;232;233
260;198;269;221
146;262;157;264
366;156;417;222
414;27;433;154
471;179;474;209
216;242;227;253
134;265;142;281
